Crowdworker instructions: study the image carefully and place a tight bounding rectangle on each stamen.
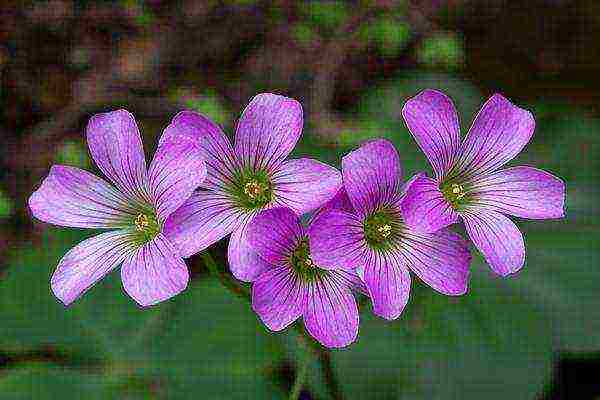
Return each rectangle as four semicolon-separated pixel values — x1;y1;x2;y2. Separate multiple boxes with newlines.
135;214;150;231
377;224;392;238
451;183;466;199
244;181;264;199
290;238;326;282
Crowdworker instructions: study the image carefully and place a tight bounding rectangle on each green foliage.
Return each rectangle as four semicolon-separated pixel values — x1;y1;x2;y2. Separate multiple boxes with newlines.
291;23;318;47
359;17;411;57
55;140;89;169
0;228;285;398
181;89;231;126
0;188;14;218
418;32;466;70
329;266;552;399
302;1;349;33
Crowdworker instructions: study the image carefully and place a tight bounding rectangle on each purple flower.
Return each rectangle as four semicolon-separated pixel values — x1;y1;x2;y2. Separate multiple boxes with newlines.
401;90;565;276
28;110;206;306
246;207;367;348
162;93;342;281
308;139;472;321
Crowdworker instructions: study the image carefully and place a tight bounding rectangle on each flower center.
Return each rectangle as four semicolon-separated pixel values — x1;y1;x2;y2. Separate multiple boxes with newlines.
440;181;468;209
290;238;327;282
131;210;160;245
230;169;273;209
364;208;398;250
244;181;267;200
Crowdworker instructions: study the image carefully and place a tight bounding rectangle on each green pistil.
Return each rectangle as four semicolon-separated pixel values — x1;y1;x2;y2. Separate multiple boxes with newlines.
290;239;327;282
364;209;397;250
130;208;160;246
229;168;273;210
440;180;468;209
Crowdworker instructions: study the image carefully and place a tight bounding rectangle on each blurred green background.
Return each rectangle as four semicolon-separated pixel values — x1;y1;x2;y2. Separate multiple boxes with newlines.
1;0;599;399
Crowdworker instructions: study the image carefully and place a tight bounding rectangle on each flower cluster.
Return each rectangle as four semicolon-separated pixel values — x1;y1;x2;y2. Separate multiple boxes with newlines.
29;91;565;348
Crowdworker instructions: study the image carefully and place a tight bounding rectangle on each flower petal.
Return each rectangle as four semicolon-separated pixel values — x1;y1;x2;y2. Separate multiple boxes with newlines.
308;210;368;271
51;230;134;306
252;265;306;331
163;191;247;258
309;187;356;226
462;210;525;276
330;269;369;296
246;208;304;266
147;135;207;222
234;93;303;172
121;233;189;307
468;166;565;219
342;139;402;216
400;174;459;233
162;111;239;191
86;110;148;201
402;89;461;179
455;94;535;178
29;165;135;229
272;158;342;215
228;222;273;282
400;228;471;295
363;251;411;320
304;276;359;348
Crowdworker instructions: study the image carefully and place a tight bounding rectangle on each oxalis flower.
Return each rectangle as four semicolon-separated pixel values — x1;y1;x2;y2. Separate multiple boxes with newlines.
163;93;341;281
246;207;367;348
28;110;206;306
401;90;565;276
308;139;472;321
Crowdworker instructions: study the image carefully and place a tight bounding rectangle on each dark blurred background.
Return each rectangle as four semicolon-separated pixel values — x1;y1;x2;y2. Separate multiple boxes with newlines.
1;0;599;399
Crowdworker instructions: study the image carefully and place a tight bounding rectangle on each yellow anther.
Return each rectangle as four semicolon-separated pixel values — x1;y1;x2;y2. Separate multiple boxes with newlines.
451;183;466;200
304;258;313;267
377;224;392;238
244;181;264;199
135;214;149;231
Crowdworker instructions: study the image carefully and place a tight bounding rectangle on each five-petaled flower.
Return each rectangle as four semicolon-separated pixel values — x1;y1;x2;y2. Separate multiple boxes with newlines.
28;110;207;306
163;93;342;281
401;90;566;276
246;207;367;348
308;139;472;321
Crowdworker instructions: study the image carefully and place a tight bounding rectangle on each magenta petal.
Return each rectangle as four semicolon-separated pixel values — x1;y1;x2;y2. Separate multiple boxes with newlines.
234;93;303;172
51;230;133;306
402;89;461;179
246;208;304;266
163;191;246;258
330;269;369;296
363;251;411;320
468;166;566;219
402;229;471;295
462;210;525;276
228;222;273;282
400;174;458;233
29;165;134;229
148;136;207;222
86;110;148;201
272;158;342;215
309;187;356;225
121;233;189;307
308;210;367;271
456;94;535;178
162;111;238;191
252;265;306;331
342;139;402;216
304;277;359;348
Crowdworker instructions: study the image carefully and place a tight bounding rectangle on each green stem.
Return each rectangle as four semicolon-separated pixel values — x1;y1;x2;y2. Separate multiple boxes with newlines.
201;250;343;400
289;350;310;400
201;251;250;300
